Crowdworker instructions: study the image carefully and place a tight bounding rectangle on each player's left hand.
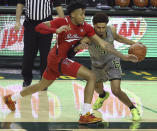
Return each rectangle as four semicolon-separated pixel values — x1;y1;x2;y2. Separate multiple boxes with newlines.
124;54;138;63
74;43;88;52
56;25;71;34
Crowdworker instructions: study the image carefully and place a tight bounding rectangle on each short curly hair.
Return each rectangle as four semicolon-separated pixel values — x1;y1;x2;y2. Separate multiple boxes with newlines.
67;0;86;15
93;13;109;25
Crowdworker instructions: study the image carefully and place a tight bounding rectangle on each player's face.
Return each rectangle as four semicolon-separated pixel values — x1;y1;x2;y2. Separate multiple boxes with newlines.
71;9;85;25
94;23;107;37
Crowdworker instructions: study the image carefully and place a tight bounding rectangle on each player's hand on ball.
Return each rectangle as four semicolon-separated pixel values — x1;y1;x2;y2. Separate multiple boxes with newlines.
123;54;138;63
128;43;147;62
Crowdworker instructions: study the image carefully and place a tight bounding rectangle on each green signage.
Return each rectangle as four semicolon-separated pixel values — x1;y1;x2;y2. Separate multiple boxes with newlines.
0;15;157;57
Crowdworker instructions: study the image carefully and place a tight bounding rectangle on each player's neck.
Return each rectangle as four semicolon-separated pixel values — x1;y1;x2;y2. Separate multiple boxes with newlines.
71;18;79;26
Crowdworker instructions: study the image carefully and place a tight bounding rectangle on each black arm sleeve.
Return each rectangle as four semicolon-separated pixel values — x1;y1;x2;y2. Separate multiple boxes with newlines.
67;41;80;58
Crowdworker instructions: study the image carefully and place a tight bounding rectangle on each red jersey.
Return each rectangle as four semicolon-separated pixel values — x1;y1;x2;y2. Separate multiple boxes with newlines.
49;16;95;59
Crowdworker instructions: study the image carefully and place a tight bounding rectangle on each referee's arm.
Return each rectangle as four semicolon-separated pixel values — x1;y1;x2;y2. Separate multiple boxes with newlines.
15;0;25;30
53;0;64;18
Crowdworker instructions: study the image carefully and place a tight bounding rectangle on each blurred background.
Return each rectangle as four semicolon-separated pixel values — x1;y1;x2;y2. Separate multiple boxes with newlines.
0;0;155;8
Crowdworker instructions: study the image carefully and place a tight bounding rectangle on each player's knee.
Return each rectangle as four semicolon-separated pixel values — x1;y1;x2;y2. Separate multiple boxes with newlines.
84;71;96;82
88;72;96;81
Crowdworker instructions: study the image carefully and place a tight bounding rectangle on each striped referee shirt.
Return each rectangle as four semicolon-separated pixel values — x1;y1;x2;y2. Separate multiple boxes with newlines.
17;0;62;20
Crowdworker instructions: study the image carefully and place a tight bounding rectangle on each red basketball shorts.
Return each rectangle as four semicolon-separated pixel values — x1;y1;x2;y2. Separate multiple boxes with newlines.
43;56;82;80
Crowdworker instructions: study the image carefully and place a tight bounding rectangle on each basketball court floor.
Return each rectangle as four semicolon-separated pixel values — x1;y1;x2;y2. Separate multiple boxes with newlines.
0;69;157;131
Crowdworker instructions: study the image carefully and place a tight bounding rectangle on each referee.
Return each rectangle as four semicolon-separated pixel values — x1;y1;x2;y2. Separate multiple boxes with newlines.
14;0;64;87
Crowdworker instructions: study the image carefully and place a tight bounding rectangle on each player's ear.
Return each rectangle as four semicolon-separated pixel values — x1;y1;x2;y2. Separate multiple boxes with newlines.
71;12;75;18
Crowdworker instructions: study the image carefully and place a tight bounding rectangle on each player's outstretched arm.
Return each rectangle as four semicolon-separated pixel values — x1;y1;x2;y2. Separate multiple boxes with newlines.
111;26;141;45
67;37;89;58
90;34;138;62
73;37;90;51
80;37;91;44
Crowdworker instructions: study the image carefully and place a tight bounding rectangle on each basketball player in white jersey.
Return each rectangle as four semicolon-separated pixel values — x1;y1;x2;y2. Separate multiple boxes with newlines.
69;13;142;121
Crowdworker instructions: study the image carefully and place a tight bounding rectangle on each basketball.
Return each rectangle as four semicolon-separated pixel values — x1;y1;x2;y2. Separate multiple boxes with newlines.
115;0;130;7
128;43;147;62
133;0;148;7
151;0;157;7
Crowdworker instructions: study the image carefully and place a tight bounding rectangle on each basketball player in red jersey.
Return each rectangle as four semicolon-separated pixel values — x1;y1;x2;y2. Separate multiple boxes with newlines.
3;1;138;124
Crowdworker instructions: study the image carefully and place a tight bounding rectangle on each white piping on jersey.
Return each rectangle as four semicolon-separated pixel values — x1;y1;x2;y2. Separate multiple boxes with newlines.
56;35;58;49
65;38;80;42
65;17;68;23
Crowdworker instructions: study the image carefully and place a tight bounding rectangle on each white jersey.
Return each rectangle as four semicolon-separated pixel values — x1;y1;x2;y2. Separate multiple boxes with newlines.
88;26;115;68
88;26;122;82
